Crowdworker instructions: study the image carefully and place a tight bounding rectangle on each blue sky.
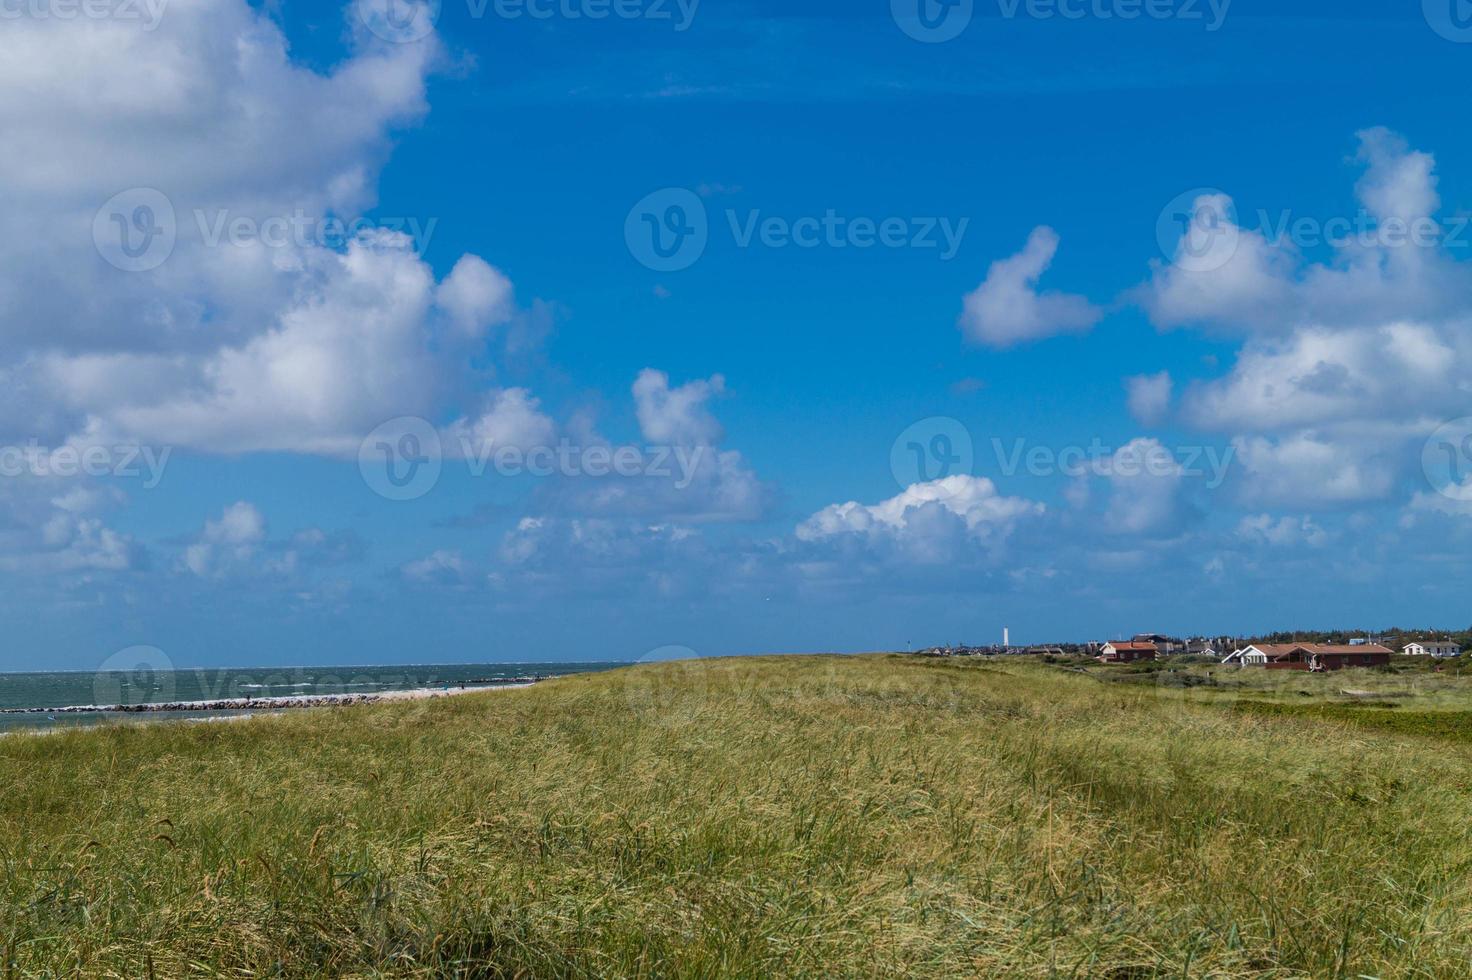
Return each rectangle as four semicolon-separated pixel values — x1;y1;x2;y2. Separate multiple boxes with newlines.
3;0;1472;669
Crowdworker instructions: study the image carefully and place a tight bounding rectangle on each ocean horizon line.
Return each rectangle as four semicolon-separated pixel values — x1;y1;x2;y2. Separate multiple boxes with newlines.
0;659;638;676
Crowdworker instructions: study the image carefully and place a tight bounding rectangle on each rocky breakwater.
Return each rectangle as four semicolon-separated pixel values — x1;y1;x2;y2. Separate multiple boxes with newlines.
0;677;547;716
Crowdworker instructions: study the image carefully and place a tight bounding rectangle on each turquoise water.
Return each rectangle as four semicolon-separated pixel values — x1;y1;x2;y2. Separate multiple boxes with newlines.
0;662;627;733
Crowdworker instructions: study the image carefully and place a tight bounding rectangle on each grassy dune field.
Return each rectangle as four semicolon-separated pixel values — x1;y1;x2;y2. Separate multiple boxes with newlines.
4;655;1472;977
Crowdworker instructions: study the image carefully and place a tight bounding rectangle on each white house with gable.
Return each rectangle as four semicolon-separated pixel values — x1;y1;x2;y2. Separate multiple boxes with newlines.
1221;644;1281;666
1403;641;1461;658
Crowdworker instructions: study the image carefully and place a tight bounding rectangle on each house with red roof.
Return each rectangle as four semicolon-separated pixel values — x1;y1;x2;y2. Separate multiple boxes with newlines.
1097;641;1157;664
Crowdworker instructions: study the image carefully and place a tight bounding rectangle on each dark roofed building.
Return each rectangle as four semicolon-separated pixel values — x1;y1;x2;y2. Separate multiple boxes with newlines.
1132;633;1184;655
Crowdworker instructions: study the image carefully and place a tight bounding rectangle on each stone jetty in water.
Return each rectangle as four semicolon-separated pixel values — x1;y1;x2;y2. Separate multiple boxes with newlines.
0;677;546;716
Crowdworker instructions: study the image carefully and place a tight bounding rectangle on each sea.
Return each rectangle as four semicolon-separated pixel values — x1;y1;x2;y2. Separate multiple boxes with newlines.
0;662;628;734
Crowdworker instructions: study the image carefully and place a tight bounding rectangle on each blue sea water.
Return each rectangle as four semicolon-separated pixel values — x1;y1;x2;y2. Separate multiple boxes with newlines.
0;662;627;733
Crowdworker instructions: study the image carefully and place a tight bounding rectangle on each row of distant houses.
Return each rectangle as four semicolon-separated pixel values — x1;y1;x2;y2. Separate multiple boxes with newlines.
1096;633;1463;671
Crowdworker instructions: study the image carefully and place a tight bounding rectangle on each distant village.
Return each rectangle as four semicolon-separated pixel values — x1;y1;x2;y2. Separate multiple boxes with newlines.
917;629;1470;672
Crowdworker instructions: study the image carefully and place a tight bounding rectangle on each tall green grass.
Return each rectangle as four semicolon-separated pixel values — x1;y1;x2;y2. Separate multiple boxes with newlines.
2;655;1471;977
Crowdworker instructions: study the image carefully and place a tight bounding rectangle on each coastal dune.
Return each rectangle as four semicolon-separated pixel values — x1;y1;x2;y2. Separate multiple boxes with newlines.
3;654;1471;977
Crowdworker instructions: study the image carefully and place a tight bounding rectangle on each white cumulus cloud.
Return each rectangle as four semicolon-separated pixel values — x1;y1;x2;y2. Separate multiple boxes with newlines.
958;227;1101;348
797;475;1042;557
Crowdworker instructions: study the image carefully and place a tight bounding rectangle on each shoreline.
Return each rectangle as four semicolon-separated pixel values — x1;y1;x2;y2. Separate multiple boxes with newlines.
0;678;541;719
